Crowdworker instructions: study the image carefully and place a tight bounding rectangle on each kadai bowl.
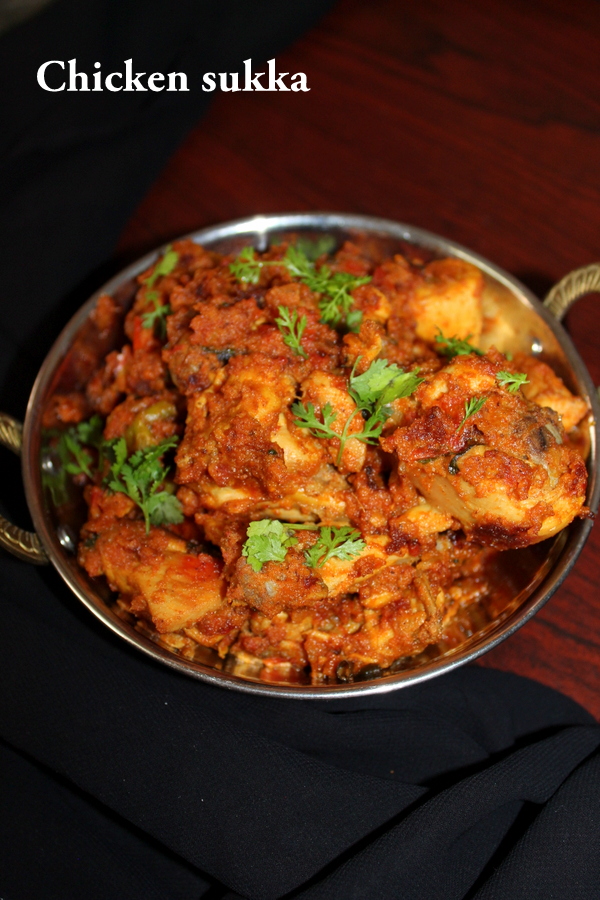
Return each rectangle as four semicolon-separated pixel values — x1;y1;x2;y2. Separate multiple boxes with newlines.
1;213;598;698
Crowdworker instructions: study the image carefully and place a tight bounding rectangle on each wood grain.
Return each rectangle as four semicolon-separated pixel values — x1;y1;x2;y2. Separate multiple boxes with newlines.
117;0;600;716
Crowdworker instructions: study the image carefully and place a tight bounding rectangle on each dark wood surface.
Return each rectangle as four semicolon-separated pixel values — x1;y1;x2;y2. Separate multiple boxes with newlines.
117;0;600;716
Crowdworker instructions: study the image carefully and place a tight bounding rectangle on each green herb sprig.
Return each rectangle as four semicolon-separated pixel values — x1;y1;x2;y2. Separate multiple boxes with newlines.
105;435;183;533
43;415;105;505
435;331;484;358
141;246;179;336
275;306;308;358
241;519;364;572
230;244;370;331
496;371;529;393
348;358;424;410
242;519;301;572
303;525;365;569
458;396;487;430
59;415;104;478
292;358;423;465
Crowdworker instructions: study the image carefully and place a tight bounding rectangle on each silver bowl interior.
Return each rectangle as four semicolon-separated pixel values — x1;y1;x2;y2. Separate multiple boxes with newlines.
22;213;600;698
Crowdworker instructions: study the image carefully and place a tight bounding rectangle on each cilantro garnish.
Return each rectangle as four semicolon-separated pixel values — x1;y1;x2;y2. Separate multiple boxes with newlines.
145;247;179;288
349;358;424;409
294;234;337;261
42;415;105;506
292;358;423;465
59;415;104;478
141;293;171;336
275;306;308;358
496;371;529;393
292;401;339;442
140;246;179;336
316;270;370;330
241;519;364;572
229;246;266;284
435;331;483;358
303;525;365;569
458;396;487;430
105;435;183;533
229;244;370;331
241;519;300;572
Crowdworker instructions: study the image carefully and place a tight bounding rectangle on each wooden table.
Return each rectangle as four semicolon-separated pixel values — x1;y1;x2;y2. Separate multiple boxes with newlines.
117;0;600;717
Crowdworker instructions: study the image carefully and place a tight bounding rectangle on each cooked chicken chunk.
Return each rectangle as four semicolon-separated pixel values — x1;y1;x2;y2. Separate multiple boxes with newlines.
81;522;225;633
411;258;484;345
512;351;589;432
383;353;588;548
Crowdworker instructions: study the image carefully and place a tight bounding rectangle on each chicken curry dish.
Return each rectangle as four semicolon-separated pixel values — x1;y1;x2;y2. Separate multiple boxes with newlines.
42;236;590;685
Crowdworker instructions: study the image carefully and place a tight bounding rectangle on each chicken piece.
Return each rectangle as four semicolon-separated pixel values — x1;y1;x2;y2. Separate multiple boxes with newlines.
80;521;225;633
299;371;367;473
411;258;484;345
383;353;588;548
228;547;329;618
388;500;456;548
249;463;349;525
176;354;309;500
303;570;446;681
342;318;385;370
512;352;589;432
318;535;413;596
42;391;89;427
350;284;392;324
228;531;412;617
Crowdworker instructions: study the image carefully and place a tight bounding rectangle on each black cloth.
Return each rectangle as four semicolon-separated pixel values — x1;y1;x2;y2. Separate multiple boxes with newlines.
1;2;600;899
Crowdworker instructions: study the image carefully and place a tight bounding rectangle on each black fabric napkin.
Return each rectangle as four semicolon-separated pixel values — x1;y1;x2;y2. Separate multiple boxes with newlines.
1;2;600;898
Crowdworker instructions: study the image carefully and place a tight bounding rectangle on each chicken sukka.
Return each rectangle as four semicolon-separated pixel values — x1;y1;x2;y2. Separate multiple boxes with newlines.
43;236;590;685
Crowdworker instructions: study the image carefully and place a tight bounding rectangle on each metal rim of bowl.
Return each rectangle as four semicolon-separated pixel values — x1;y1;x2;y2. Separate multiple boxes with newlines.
20;212;600;699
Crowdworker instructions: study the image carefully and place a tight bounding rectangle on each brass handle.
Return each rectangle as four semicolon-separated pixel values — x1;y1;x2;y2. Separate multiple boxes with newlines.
544;263;600;322
0;413;48;565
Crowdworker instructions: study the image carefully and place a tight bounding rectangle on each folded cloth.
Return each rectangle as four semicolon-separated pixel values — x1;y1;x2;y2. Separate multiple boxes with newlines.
1;2;600;898
1;556;600;900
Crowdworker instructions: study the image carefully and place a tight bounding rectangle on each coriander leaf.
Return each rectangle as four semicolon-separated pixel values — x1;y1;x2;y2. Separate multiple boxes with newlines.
292;400;359;466
146;246;179;288
63;434;94;478
145;491;185;526
43;414;107;503
435;331;484;358
229;242;372;331
141;247;178;334
275;306;308;358
75;414;104;448
242;519;299;572
292;359;423;467
294;234;337;261
345;308;363;333
283;244;322;283
142;295;171;337
105;435;182;533
304;525;365;568
496;371;529;393
229;246;265;284
349;358;423;409
291;401;339;440
317;270;371;328
60;414;107;478
458;396;487;430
